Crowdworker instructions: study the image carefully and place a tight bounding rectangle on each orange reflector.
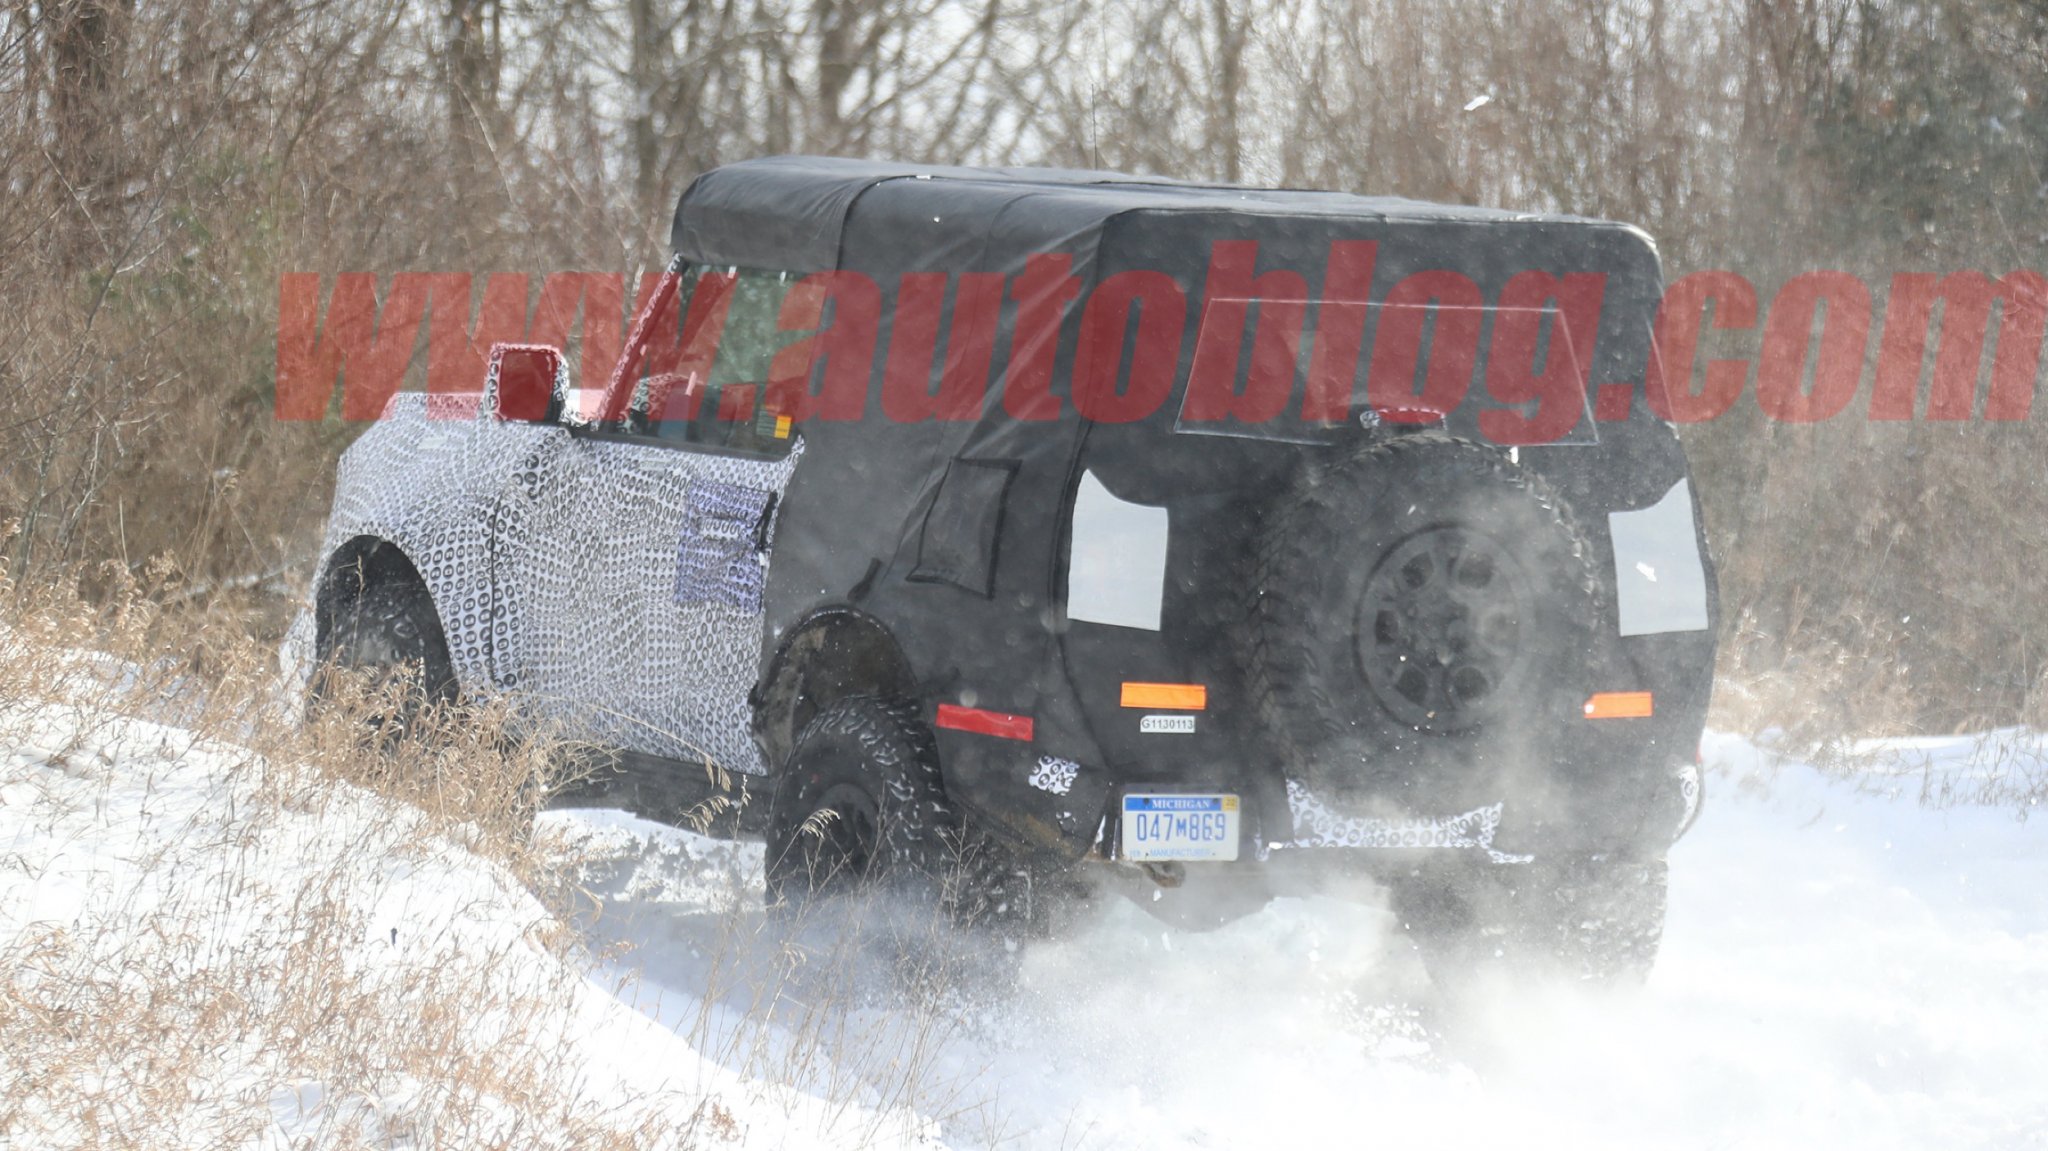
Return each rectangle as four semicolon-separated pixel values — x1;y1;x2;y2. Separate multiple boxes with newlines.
1120;682;1208;711
1583;691;1654;719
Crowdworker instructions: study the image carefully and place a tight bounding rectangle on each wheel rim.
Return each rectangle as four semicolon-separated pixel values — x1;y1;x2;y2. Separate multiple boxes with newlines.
1356;526;1533;733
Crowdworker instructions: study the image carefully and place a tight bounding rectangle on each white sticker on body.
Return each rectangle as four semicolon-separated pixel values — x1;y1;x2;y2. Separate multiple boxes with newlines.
1066;471;1168;631
1608;478;1710;636
1139;714;1196;734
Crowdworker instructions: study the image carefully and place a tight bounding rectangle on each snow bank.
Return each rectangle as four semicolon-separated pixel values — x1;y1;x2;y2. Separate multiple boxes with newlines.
0;697;935;1149
4;646;2042;1151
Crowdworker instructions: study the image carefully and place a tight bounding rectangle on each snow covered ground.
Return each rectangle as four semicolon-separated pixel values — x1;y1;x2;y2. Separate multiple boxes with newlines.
4;688;2044;1149
554;728;2048;1150
0;695;936;1149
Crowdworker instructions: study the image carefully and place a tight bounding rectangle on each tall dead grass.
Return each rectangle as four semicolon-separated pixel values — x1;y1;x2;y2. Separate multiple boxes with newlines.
0;543;1025;1149
0;546;711;1148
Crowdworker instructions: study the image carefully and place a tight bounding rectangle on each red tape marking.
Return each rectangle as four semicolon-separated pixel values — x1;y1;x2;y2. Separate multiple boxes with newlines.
934;703;1035;742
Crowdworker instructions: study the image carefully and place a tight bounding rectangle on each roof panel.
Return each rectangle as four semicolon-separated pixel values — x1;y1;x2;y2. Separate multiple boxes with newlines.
669;156;1615;272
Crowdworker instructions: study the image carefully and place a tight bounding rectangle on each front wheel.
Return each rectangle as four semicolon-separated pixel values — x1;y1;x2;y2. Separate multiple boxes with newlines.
310;578;457;738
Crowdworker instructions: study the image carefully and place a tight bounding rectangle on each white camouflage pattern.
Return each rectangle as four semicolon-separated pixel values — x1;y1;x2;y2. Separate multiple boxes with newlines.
1028;755;1080;796
297;356;801;777
1279;779;1534;864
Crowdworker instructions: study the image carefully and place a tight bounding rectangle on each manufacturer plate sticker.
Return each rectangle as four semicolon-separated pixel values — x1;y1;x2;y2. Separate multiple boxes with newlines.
1139;714;1196;734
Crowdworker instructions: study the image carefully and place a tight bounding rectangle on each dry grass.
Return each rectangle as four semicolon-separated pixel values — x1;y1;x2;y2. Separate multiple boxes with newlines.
0;544;1031;1149
0;550;702;1148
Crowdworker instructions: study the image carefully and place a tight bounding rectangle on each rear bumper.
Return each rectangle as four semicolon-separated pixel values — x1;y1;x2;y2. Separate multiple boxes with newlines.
1077;838;1514;933
1090;758;1698;876
1076;778;1690;931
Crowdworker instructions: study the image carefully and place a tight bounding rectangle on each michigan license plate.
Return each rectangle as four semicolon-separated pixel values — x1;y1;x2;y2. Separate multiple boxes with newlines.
1120;794;1240;862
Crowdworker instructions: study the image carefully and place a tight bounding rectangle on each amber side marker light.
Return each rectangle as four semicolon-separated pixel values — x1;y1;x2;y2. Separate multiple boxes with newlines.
1120;682;1208;711
1583;691;1654;719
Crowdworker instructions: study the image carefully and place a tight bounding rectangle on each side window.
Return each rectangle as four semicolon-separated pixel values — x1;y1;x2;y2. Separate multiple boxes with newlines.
909;458;1019;598
631;263;814;458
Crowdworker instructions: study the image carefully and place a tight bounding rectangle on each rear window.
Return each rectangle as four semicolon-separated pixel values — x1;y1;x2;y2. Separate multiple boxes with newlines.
1171;295;1601;447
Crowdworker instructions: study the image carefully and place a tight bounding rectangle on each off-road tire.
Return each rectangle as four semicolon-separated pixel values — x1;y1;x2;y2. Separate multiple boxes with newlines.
311;579;457;738
1394;855;1668;988
764;696;960;908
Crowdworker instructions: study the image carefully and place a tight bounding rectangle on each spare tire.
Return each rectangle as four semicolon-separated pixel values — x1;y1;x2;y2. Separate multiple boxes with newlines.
1240;432;1602;811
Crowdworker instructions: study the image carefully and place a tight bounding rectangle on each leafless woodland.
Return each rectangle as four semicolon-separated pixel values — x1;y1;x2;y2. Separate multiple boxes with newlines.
2;0;2045;737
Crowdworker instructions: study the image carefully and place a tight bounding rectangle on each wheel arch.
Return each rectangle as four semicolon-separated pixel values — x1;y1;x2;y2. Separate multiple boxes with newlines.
315;536;440;661
753;606;918;772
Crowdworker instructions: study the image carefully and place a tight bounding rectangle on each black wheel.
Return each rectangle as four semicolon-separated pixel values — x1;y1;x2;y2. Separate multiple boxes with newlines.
1241;432;1602;807
1394;854;1668;989
764;697;958;908
311;578;457;737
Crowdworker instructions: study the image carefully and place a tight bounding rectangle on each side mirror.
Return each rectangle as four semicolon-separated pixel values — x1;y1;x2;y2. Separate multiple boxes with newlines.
485;343;567;425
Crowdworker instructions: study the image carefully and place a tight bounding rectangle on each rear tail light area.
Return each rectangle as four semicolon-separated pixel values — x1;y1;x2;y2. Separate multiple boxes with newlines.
935;703;1035;741
1120;682;1208;711
1583;691;1654;719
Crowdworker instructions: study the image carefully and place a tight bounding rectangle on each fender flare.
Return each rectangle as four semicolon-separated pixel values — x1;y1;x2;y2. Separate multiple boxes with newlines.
751;605;917;773
314;536;444;665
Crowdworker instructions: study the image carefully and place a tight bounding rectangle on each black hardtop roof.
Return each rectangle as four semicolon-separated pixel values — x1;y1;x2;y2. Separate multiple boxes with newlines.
670;155;1632;272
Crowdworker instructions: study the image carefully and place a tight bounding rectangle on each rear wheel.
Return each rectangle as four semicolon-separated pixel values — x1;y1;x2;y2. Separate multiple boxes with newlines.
764;697;957;907
764;696;1060;936
1394;854;1668;988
